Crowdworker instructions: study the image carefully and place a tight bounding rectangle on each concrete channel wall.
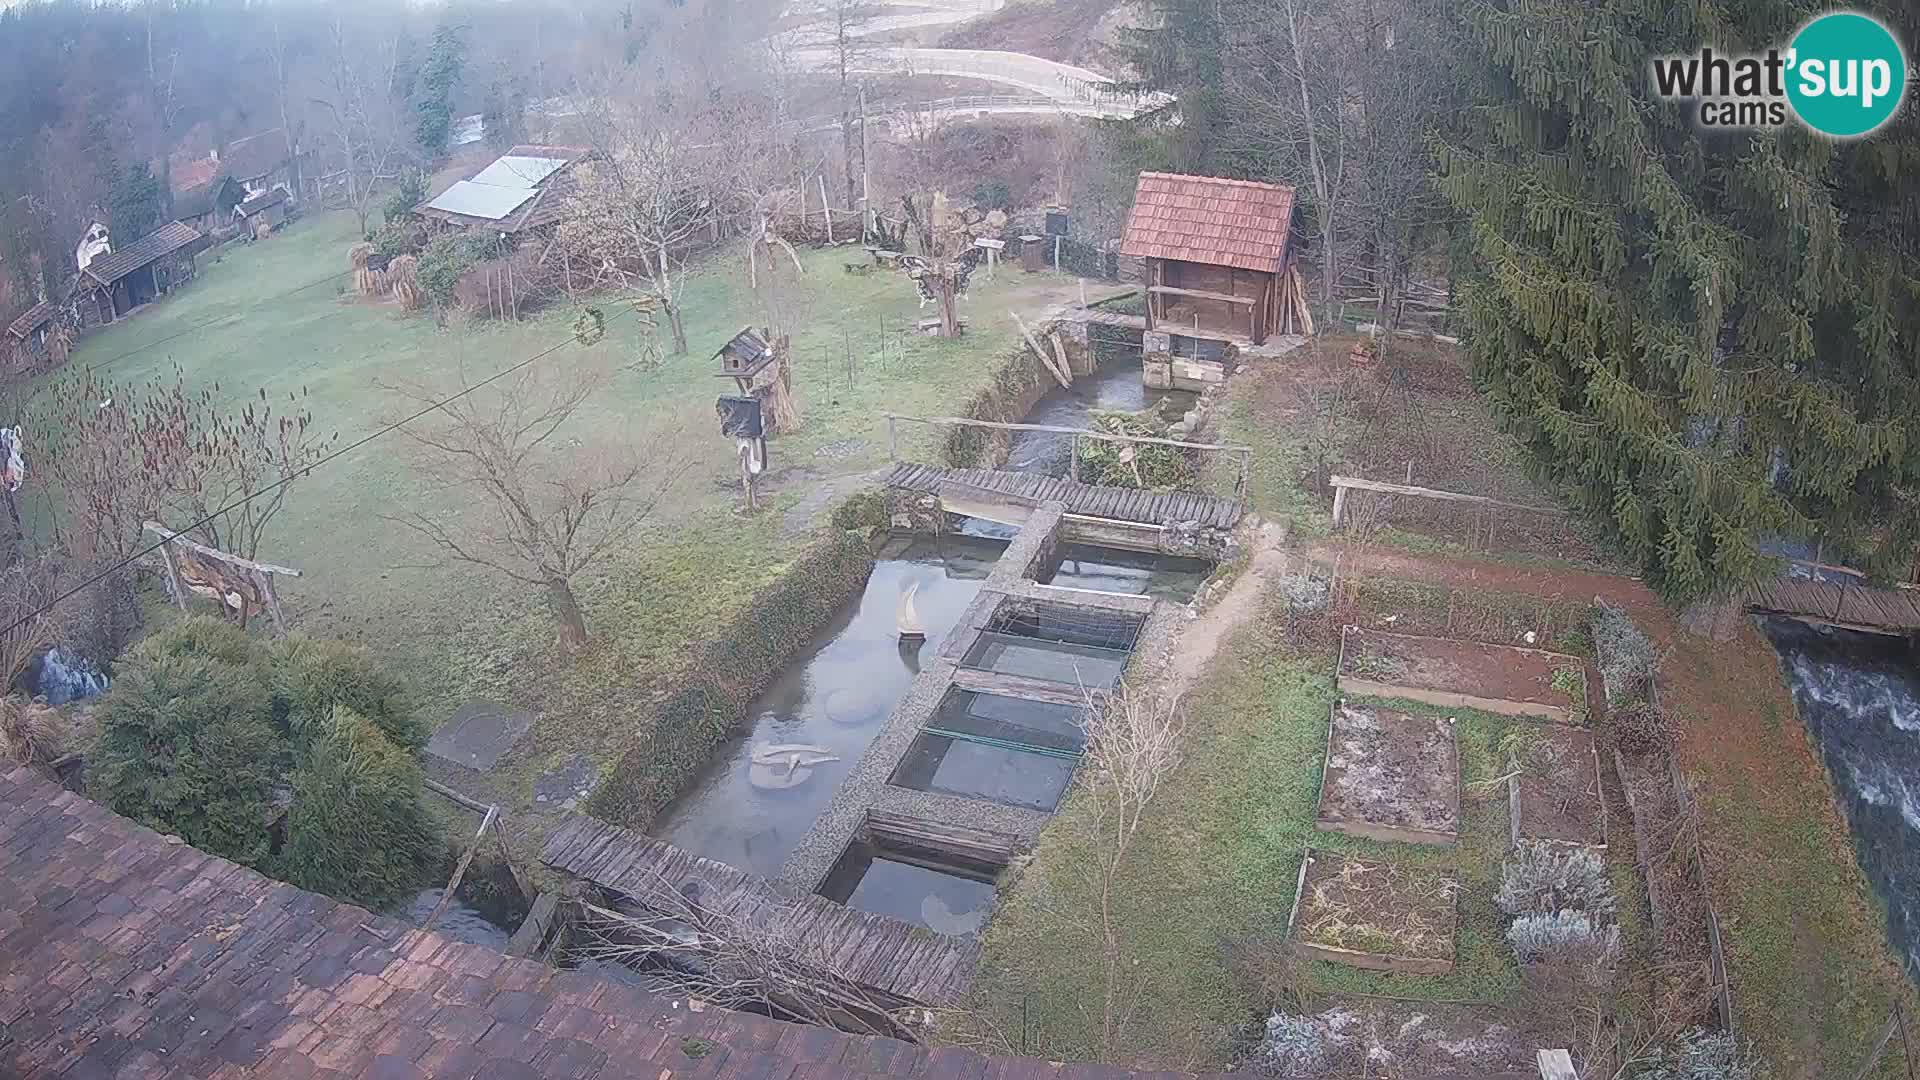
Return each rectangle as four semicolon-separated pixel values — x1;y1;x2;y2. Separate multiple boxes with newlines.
776;501;1185;893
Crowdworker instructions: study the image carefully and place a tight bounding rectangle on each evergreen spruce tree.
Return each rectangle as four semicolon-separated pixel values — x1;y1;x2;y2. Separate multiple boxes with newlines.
1435;0;1919;601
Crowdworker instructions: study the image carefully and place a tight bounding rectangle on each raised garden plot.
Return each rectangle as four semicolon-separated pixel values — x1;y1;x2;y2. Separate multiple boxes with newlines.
1289;849;1459;975
1314;702;1460;846
1338;627;1586;723
1508;724;1606;848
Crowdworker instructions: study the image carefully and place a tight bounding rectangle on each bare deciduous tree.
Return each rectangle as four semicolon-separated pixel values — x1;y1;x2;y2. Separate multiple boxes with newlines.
382;363;691;652
310;13;413;234
1076;679;1183;1058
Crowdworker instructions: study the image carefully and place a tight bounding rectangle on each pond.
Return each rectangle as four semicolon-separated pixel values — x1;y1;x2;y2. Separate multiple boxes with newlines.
1041;542;1213;602
391;888;516;950
652;534;1010;878
1764;617;1920;976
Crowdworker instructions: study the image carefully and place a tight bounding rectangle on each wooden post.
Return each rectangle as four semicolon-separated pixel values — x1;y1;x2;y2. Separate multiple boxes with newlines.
818;175;834;244
887;416;898;460
424;806;498;931
157;537;188;611
1069;435;1079;482
1239;448;1251;505
1332;482;1349;527
257;569;286;635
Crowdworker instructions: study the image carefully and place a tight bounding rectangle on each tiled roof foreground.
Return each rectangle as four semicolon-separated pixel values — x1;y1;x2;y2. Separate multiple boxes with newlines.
0;768;1212;1080
1118;172;1295;274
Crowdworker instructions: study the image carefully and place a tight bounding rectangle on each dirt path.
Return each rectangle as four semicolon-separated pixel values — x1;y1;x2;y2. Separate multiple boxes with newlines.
1163;518;1289;698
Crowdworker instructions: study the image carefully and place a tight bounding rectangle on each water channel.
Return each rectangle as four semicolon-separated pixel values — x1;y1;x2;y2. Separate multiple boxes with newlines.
1764;617;1920;976
652;358;1213;929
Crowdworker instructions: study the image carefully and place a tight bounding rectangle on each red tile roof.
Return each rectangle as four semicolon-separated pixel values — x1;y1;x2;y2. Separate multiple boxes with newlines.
0;767;1219;1079
1119;172;1296;274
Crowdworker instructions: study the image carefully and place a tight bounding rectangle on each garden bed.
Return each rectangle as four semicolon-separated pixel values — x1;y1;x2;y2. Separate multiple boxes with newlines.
1508;724;1606;848
1338;626;1586;722
1289;849;1459;975
1314;702;1460;845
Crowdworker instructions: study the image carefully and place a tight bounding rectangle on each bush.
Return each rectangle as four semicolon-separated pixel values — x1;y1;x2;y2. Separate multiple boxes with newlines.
275;706;442;909
1614;699;1680;755
382;172;427;227
829;489;890;534
415;231;505;311
1496;841;1617;919
273;636;427;751
370;218;423;260
1635;1029;1758;1080
1506;910;1621;966
92;620;280;866
1594;600;1660;702
1077;410;1194;489
588;531;876;827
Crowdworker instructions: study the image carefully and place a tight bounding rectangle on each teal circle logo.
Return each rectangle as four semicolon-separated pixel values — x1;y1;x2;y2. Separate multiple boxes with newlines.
1786;12;1908;137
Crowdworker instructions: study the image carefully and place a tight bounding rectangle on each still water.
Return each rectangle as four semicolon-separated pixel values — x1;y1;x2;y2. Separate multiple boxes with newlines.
1003;364;1197;476
652;534;1008;877
1764;617;1920;975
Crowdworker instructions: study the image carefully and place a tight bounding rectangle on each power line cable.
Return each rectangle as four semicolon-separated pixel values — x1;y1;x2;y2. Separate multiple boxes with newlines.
1;304;636;638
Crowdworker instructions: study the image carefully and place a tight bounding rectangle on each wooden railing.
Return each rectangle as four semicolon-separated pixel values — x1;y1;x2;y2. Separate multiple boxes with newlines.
882;412;1253;502
1327;474;1562;528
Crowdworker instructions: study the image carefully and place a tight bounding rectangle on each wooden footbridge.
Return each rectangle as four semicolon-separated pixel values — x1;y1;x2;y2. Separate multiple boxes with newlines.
883;414;1248;530
542;815;979;1006
1744;572;1920;636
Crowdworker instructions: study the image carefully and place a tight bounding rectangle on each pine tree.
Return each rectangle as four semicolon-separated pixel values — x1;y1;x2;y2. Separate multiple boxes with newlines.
1435;0;1920;602
414;24;468;158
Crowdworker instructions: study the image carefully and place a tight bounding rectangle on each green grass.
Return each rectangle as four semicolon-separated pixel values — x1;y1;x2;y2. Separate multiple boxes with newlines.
48;210;1093;813
968;594;1533;1068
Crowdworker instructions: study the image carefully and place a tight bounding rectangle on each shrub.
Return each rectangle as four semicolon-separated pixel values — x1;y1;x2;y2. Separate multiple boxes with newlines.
829;489;890;534
381;172;427;227
1614;699;1680;755
370;218;422;260
1635;1029;1758;1080
415;231;505;311
1593;600;1660;702
1077;410;1194;489
92;625;280;866
1506;910;1621;966
1497;841;1617;919
272;636;427;751
276;706;442;910
588;531;875;827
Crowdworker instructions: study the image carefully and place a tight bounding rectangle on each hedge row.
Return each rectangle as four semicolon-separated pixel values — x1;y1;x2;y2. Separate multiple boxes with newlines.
585;526;878;830
942;345;1054;468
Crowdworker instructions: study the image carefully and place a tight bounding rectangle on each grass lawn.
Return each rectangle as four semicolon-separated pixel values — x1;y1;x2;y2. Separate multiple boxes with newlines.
965;582;1606;1068
44;210;1094;820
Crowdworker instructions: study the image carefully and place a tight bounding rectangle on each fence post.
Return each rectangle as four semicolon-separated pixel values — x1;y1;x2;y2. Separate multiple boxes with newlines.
1069;435;1079;482
1331;482;1348;528
1238;448;1251;509
887;416;897;461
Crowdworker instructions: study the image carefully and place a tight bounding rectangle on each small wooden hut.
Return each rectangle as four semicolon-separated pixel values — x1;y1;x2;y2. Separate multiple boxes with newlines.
4;302;56;372
1119;172;1301;346
72;221;204;330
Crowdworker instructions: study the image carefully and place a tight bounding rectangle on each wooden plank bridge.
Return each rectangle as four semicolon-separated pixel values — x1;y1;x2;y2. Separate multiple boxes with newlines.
541;815;979;1006
887;461;1242;528
1744;575;1920;636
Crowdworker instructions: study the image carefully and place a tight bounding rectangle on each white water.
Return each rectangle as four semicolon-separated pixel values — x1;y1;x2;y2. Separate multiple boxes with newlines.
1765;618;1920;975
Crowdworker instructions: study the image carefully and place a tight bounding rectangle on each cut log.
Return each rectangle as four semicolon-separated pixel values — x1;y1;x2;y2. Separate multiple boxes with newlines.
1012;310;1070;388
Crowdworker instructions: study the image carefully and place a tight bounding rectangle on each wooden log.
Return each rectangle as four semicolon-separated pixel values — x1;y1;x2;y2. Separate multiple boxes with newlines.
1011;311;1070;388
424;805;498;931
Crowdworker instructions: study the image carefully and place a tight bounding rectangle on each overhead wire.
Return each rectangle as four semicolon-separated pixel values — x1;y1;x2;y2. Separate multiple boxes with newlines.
0;303;638;638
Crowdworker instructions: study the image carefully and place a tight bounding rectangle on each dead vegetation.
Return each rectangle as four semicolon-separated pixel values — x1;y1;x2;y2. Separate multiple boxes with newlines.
1296;852;1457;961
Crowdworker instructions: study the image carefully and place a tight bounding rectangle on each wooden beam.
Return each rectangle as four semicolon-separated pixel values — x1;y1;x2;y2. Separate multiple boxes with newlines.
949;666;1090;707
1327;475;1561;516
142;522;302;577
424;805;498;931
1146;284;1259;306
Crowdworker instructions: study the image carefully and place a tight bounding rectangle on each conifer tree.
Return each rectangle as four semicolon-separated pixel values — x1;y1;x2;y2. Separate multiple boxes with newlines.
1435;0;1920;601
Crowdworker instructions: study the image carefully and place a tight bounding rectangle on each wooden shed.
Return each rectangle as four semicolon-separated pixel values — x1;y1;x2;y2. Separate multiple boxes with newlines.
4;301;56;372
73;221;204;330
1119;172;1300;345
233;188;290;239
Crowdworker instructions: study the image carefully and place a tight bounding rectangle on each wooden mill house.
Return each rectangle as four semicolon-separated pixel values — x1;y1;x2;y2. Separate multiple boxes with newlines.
1119;172;1307;390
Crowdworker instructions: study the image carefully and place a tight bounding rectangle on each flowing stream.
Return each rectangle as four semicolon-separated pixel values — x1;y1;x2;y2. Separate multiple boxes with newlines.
1764;617;1920;975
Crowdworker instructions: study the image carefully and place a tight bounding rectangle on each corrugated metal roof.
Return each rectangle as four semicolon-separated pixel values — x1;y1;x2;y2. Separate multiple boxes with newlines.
469;155;570;189
423;179;538;222
1119;171;1296;273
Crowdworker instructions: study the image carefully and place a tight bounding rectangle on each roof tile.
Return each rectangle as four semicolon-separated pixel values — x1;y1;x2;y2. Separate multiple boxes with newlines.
1118;172;1295;273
